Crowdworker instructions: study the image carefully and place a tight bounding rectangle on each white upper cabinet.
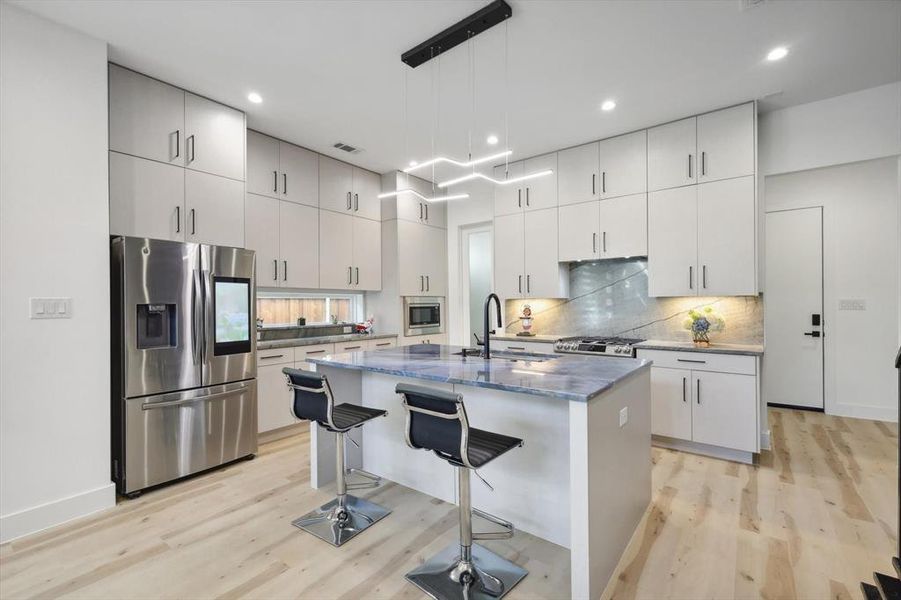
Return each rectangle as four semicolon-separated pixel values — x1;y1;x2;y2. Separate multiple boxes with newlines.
423;224;447;296
108;64;184;165
109;152;184;242
697;176;756;295
244;193;281;285
558;201;600;262
184;169;245;248
598;193;647;259
352;167;381;221
280;201;319;289
598;131;647;199
648;116;697;192
319;209;354;290
523;208;566;298
391;173;447;228
558;142;599;206
493;212;526;299
246;130;280;198
647;186;698;297
697;103;755;183
352;216;381;290
184;92;245;182
280;142;319;207
319;156;354;214
396;220;447;296
494;161;524;216
521;153;558;211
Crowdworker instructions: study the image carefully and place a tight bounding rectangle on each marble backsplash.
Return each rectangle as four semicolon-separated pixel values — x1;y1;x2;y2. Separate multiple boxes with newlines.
503;259;763;344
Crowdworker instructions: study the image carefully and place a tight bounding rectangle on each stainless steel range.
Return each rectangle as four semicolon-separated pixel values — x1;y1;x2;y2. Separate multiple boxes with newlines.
553;336;645;357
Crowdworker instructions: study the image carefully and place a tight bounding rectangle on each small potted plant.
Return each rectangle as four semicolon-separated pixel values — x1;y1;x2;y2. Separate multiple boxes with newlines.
682;306;725;347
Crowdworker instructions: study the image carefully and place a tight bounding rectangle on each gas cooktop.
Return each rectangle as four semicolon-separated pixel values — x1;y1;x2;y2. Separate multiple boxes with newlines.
553;336;645;357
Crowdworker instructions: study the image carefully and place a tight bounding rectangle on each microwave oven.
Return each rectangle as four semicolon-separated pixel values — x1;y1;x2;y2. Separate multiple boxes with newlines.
404;296;444;337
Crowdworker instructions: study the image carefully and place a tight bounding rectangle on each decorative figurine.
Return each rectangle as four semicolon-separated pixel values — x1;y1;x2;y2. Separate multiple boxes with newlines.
516;304;535;337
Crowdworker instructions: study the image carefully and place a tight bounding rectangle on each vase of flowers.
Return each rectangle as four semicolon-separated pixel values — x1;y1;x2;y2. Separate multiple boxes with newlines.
682;306;725;347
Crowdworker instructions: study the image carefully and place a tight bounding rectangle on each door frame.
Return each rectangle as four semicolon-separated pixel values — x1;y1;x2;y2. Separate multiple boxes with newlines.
764;205;825;411
459;222;493;346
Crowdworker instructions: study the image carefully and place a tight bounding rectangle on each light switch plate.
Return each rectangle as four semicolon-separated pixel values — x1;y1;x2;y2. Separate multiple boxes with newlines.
838;299;866;311
30;297;72;319
619;406;628;427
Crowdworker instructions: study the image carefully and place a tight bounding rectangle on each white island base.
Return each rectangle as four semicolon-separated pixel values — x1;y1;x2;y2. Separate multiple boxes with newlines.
309;365;651;600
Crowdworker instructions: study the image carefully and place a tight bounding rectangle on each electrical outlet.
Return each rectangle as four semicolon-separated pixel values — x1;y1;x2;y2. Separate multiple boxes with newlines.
619;406;628;427
838;299;866;311
30;297;72;319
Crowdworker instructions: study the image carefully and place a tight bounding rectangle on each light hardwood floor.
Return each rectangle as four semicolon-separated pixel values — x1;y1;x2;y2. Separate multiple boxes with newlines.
0;408;896;600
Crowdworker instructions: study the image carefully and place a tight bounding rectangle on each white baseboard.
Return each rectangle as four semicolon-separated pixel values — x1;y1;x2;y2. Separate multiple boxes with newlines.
760;429;772;451
652;435;756;464
829;403;898;423
0;482;116;544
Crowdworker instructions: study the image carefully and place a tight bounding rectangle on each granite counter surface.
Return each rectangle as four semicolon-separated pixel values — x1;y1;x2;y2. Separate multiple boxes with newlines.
307;344;650;402
258;333;398;350
635;339;764;356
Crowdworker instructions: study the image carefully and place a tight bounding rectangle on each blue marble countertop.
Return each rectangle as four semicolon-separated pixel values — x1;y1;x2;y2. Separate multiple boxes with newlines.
307;344;651;402
258;333;397;350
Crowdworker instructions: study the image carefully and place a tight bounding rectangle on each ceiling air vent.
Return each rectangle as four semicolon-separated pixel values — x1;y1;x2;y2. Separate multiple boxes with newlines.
333;142;363;154
739;0;767;10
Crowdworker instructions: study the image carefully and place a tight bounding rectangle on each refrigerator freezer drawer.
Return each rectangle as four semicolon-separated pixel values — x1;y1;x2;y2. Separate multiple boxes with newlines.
123;380;257;493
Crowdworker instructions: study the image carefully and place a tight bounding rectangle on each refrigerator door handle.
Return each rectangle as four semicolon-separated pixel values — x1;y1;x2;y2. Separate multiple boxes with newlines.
142;387;244;410
192;269;203;365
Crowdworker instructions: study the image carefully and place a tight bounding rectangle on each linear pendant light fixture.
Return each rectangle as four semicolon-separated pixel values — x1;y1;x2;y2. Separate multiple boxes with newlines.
377;188;469;203
437;169;554;189
403;150;512;174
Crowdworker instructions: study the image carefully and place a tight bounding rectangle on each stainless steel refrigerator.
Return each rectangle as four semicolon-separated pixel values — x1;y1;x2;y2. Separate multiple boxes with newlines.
111;237;258;497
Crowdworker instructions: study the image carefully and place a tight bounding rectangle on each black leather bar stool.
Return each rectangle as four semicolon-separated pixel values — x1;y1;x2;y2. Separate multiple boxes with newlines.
396;383;527;600
283;367;390;546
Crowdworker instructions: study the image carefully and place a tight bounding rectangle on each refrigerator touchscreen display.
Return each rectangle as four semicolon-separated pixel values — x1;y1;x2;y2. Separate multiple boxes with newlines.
214;277;251;355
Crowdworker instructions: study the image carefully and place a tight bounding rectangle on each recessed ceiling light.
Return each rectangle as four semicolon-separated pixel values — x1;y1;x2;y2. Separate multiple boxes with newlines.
486;134;499;145
247;92;263;104
601;99;616;111
766;46;788;61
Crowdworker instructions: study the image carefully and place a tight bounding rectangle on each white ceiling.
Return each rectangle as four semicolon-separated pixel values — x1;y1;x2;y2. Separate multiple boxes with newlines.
11;0;901;176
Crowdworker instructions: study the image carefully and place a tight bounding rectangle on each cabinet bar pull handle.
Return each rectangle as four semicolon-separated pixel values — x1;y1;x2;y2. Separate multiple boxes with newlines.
376;342;391;347
701;151;706;176
603;231;607;253
689;265;693;289
592;232;597;253
307;350;326;355
420;203;423;219
283;260;288;281
354;193;359;211
508;346;525;350
592;173;596;195
273;259;278;281
174;130;180;159
355;267;359;285
526;274;531;293
517;188;522;208
688;154;693;179
697;378;701;404
344;345;362;350
518;275;522;293
677;358;707;364
260;354;285;360
702;265;707;289
602;171;606;194
190;208;196;235
273;171;278;192
188;135;195;163
348;266;353;284
347;192;352;210
425;204;428;221
420;275;424;291
682;377;687;402
283;173;287;194
526;187;530;206
176;206;181;233
426;275;430;291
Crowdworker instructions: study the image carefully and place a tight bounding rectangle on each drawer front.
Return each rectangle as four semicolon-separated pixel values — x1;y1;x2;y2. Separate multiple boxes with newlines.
370;337;397;350
335;340;370;353
256;347;295;367
637;349;756;375
295;343;335;370
493;340;555;354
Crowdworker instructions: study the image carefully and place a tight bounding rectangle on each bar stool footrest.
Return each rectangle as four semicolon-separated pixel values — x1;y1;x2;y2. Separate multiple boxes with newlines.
472;507;514;541
291;495;391;547
405;542;527;600
345;468;382;491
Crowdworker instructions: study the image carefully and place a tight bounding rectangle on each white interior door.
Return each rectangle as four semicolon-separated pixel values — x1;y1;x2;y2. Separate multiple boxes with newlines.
764;207;824;409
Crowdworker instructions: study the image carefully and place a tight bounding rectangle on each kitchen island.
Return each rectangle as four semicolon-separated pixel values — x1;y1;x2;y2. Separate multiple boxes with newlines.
307;344;652;600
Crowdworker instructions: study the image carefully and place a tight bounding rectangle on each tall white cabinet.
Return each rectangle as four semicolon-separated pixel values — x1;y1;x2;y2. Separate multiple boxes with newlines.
494;208;568;299
108;64;246;246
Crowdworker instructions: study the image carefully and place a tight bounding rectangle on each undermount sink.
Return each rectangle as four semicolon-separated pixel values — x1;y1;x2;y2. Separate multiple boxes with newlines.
453;348;558;362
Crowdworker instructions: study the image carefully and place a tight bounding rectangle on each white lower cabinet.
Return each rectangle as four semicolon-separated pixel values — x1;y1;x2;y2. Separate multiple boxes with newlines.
256;349;296;434
639;349;759;456
401;334;447;346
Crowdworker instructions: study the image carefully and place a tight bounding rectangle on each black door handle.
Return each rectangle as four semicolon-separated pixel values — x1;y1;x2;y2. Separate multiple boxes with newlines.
803;331;822;338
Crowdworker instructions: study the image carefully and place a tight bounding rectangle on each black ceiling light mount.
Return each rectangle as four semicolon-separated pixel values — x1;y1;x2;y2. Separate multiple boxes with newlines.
401;0;512;68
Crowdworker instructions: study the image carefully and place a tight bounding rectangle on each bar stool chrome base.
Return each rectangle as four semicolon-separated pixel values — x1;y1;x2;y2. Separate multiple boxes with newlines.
405;542;527;600
291;494;390;547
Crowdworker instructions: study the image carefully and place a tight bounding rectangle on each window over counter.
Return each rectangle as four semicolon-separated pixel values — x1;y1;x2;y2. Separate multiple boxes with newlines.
256;290;364;327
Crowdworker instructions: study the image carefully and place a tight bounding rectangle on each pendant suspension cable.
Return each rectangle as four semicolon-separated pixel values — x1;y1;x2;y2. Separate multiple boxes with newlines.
504;19;509;174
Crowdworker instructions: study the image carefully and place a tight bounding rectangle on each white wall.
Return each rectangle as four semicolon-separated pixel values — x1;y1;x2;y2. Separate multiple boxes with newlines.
759;82;901;176
765;157;900;422
446;180;494;345
0;4;114;542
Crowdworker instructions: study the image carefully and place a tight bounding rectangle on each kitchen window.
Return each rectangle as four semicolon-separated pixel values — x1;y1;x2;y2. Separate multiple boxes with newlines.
256;291;364;327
